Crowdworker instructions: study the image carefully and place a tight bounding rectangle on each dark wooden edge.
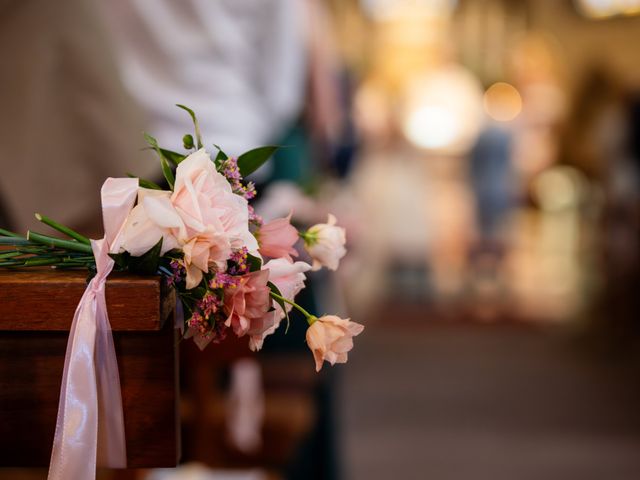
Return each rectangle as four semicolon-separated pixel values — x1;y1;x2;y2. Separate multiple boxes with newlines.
0;270;175;331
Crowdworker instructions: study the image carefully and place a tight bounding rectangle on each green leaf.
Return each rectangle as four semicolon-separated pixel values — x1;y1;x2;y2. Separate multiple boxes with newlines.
127;173;163;190
176;104;203;149
127;237;163;275
143;133;176;189
183;134;194;150
191;285;207;297
268;281;291;333
143;132;160;149
213;144;228;169
246;253;262;272
237;146;278;177
160;148;186;166
109;251;130;270
214;144;228;161
160;156;175;190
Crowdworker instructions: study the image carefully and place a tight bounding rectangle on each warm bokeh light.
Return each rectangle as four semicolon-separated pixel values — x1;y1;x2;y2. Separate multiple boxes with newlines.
402;65;484;153
361;0;458;20
483;82;523;122
576;0;640;18
404;105;459;149
532;166;586;212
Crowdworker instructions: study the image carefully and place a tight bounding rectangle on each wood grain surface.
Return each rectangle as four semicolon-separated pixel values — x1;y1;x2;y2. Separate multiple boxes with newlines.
0;270;174;331
0;270;180;467
0;324;180;467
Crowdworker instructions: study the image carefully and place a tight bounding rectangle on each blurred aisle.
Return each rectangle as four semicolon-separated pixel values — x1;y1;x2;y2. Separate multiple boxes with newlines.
341;309;640;480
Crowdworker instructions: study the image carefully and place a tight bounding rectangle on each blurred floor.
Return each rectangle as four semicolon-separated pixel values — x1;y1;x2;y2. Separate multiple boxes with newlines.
341;306;640;480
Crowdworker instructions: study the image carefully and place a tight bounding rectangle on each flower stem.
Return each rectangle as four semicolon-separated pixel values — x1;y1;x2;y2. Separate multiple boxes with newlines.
298;231;314;243
27;231;93;254
0;227;21;238
0;236;32;245
269;291;316;324
35;213;91;245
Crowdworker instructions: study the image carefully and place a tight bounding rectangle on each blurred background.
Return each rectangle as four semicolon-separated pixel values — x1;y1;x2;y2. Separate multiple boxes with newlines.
1;0;640;479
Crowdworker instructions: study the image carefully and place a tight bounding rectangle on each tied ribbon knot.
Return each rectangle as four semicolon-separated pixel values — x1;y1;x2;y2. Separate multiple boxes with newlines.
47;178;138;480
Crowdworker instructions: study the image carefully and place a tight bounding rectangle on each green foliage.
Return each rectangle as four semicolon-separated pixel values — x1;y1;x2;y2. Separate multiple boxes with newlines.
268;281;290;333
160;149;186;166
246;253;262;272
237;146;278;177
108;250;130;270
127;173;162;190
213;144;228;169
144;132;175;189
160;157;175;190
183;134;195;150
130;238;164;275
176;104;203;149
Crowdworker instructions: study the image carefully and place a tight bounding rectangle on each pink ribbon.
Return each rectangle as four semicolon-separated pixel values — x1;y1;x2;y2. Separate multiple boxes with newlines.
48;178;138;480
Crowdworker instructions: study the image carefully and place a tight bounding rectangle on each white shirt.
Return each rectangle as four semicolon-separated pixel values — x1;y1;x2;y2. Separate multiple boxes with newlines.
101;0;308;161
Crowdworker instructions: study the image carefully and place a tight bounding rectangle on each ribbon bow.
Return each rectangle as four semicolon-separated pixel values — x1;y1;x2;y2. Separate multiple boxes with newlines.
48;178;138;480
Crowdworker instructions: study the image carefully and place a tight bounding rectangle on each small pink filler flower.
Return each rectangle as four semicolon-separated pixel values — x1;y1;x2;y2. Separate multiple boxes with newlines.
306;315;364;372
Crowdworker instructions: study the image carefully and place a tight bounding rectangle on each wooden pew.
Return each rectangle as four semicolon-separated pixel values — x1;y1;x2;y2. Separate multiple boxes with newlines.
0;270;180;468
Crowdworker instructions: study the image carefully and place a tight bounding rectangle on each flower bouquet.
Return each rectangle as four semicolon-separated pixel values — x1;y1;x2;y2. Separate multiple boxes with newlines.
0;105;362;479
0;105;363;367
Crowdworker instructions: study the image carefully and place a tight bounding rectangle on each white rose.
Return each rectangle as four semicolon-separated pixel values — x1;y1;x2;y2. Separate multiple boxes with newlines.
117;188;182;256
303;214;346;271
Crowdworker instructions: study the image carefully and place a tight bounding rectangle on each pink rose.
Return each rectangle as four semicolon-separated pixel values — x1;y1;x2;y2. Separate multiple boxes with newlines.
246;310;277;352
224;269;273;340
246;259;312;351
117;149;260;289
305;315;364;372
171;149;259;288
257;214;299;261
263;258;311;318
303;214;346;271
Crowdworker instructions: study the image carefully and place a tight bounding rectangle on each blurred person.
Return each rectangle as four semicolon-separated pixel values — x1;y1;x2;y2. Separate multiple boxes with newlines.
469;125;514;250
0;0;157;234
560;66;640;352
466;123;515;317
560;66;627;185
100;0;308;169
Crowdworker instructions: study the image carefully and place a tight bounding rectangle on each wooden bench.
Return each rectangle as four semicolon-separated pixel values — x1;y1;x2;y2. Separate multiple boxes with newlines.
0;270;180;468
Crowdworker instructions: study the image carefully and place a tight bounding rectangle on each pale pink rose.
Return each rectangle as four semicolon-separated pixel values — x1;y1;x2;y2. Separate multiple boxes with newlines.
247;259;312;351
117;188;182;256
224;269;272;340
246;310;277;352
304;214;346;271
171;149;259;288
263;258;311;318
257;214;299;261
181;234;232;289
305;315;364;372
